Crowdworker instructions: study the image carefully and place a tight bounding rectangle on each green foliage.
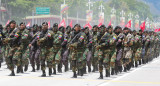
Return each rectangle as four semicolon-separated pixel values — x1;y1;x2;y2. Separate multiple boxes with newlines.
4;0;153;23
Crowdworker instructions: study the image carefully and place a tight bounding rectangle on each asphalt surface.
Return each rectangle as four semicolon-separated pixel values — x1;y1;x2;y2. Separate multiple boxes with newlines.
0;56;160;86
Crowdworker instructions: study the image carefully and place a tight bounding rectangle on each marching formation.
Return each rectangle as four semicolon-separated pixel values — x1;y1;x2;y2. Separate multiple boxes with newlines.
0;20;159;79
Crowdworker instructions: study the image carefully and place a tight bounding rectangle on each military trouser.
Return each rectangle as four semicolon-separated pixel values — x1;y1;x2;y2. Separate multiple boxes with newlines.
98;49;111;72
52;46;62;69
92;49;99;71
13;46;29;69
83;48;92;71
4;45;9;65
0;46;3;63
30;48;40;68
116;48;123;66
145;48;150;63
135;48;142;62
122;47;132;68
71;49;84;72
62;48;69;71
110;49;117;69
8;46;19;71
40;47;54;71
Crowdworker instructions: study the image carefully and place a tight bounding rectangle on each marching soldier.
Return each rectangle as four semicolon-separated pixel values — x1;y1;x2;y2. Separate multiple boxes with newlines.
37;22;54;77
29;24;40;72
122;27;134;72
68;24;86;78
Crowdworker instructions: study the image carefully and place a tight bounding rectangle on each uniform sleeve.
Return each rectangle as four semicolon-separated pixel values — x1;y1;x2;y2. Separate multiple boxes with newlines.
53;31;63;44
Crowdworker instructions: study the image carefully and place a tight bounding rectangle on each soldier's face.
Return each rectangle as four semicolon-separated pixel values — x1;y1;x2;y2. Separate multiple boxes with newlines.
108;29;112;34
93;27;97;32
75;26;80;32
42;24;48;30
20;24;25;30
10;23;16;29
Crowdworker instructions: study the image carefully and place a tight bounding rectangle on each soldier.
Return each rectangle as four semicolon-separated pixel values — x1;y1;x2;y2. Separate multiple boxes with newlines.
144;31;151;63
96;25;110;79
13;22;31;73
154;33;159;58
132;30;142;67
107;26;117;75
122;27;134;72
37;22;54;77
114;26;124;73
52;23;63;74
29;24;40;72
3;20;20;76
61;26;72;72
91;25;99;72
68;24;86;78
81;27;92;75
0;24;5;68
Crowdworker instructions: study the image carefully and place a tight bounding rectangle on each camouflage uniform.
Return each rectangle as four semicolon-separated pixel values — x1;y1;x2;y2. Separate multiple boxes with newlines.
133;34;142;67
68;31;86;78
122;33;134;71
91;31;99;72
109;32;117;75
37;29;54;76
97;31;110;78
52;30;63;73
144;34;150;63
13;29;31;72
116;33;125;73
29;31;41;71
0;29;5;68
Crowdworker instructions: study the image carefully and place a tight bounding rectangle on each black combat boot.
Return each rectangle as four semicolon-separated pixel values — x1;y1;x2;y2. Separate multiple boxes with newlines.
83;67;87;74
124;67;127;72
49;68;52;76
36;64;40;70
17;66;20;73
53;68;56;75
126;64;130;71
72;72;77;78
105;69;110;77
118;66;122;73
135;62;138;67
88;66;91;73
24;65;28;72
31;66;36;72
79;69;83;76
9;70;15;76
0;62;1;68
58;64;62;73
41;70;46;77
98;72;103;79
139;60;141;65
95;65;98;71
77;69;80;76
111;68;115;75
64;64;68;72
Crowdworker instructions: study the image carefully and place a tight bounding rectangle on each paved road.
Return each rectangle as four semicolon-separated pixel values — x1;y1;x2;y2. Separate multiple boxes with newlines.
0;57;160;86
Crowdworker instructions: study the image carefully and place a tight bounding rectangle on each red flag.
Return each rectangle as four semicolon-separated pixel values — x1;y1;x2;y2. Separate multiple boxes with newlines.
59;19;66;28
108;20;112;26
98;22;102;27
140;21;145;32
48;21;50;28
154;29;159;32
6;20;10;26
125;20;131;28
26;22;31;27
69;20;73;28
84;22;92;30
